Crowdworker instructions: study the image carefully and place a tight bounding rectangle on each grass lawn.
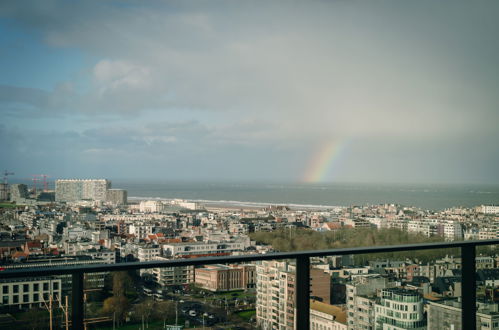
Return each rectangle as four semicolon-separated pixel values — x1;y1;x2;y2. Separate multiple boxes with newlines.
235;309;256;321
0;203;19;208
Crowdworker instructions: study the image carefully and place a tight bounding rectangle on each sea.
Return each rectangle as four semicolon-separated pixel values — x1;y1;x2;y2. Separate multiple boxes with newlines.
111;181;499;211
11;179;499;211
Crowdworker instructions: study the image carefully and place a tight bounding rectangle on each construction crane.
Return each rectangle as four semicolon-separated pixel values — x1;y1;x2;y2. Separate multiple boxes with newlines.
32;175;40;195
39;174;50;192
3;170;14;184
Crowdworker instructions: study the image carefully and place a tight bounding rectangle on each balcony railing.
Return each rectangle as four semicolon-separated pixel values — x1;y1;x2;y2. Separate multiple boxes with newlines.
1;239;498;330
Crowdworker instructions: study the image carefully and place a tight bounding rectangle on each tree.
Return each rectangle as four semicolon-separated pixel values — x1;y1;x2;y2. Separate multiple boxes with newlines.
132;298;155;327
112;271;132;298
101;296;129;326
154;301;176;325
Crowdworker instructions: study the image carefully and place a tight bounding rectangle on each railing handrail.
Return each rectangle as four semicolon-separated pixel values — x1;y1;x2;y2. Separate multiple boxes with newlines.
1;239;498;278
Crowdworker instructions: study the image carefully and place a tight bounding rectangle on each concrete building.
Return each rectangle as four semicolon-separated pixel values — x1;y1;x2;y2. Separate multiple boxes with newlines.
152;257;194;286
256;260;331;330
55;179;110;202
428;299;499;330
129;223;154;240
195;264;256;292
477;205;499;215
9;184;29;202
310;300;347;330
0;278;62;309
139;200;164;213
106;189;127;206
0;183;8;201
346;276;392;330
162;239;251;258
374;288;426;330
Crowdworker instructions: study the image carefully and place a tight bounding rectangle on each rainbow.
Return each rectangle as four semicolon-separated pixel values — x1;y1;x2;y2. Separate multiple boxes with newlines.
302;139;346;183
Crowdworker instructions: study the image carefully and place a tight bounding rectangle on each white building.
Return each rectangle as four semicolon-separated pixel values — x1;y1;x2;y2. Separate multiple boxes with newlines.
477;205;499;214
152;256;194;286
1;278;62;308
55;179;110;202
106;189;127;206
129;223;154;239
139;200;165;213
374;288;426;330
346;276;391;330
310;300;347;330
256;260;296;330
162;238;250;258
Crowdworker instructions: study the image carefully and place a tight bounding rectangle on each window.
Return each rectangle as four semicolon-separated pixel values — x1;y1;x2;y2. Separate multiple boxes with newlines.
33;284;39;291
43;283;49;291
23;294;29;303
33;293;39;302
23;284;29;292
2;286;8;294
2;296;8;304
13;285;18;293
53;282;59;290
13;295;18;304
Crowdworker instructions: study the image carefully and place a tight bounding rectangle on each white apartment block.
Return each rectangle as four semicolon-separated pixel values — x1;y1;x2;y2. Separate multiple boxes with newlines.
162;239;250;258
256;260;296;330
129;223;154;239
139;200;165;213
477;205;499;214
310;300;347;330
346;276;392;330
441;220;463;241
1;278;62;308
106;189;127;206
55;179;110;202
152;257;194;286
374;288;426;330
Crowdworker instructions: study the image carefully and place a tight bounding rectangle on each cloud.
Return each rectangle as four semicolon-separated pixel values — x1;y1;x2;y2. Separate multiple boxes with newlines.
1;0;499;183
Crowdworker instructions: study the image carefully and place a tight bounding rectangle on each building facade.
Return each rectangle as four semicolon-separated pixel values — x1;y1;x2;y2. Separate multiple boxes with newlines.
256;260;331;330
374;288;426;330
106;189;127;206
195;264;256;292
55;179;110;202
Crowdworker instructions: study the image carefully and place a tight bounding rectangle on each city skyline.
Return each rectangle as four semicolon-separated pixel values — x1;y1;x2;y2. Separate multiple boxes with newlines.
1;1;499;184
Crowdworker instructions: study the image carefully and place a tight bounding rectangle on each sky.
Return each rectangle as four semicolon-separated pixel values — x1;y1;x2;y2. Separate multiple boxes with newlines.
0;0;498;184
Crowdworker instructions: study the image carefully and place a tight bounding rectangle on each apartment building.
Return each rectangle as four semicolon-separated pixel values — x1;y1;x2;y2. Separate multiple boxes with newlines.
310;300;347;330
55;179;110;202
162;238;250;258
0;278;62;309
151;257;194;286
428;299;499;330
256;260;331;330
374;288;426;330
129;223;154;239
106;189;127;206
346;275;392;330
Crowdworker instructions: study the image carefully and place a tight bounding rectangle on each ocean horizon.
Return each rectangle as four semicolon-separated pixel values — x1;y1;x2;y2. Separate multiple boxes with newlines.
115;181;499;211
9;180;499;211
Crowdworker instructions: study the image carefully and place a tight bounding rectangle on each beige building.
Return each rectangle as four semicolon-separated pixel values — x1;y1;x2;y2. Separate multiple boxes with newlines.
194;264;256;291
310;300;347;330
256;260;331;330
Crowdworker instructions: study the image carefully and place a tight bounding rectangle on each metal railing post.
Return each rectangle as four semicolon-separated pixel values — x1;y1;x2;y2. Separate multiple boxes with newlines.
72;272;84;330
462;244;476;330
296;256;310;330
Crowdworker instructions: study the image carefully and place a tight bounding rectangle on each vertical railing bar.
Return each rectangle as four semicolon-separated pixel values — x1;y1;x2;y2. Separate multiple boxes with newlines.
71;272;84;330
462;244;476;330
296;256;310;330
